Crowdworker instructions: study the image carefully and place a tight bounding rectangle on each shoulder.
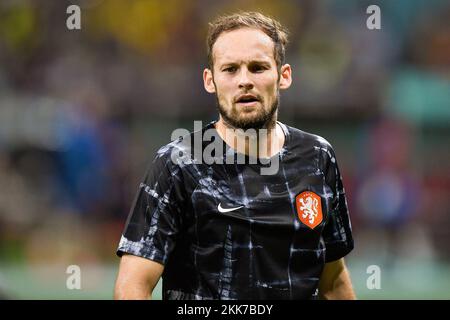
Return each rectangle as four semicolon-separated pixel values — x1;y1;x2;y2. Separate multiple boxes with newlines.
283;123;336;159
152;123;206;169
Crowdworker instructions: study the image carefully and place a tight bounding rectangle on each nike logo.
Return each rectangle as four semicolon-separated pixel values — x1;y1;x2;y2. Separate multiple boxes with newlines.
218;203;243;213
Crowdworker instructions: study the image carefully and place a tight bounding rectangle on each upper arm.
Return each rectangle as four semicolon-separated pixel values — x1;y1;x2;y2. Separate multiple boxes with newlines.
114;254;164;300
114;148;186;299
319;258;345;291
318;258;355;300
321;144;354;262
116;149;186;265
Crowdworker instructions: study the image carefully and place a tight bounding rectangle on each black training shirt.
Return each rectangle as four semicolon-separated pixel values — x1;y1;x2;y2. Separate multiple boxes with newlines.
117;121;353;300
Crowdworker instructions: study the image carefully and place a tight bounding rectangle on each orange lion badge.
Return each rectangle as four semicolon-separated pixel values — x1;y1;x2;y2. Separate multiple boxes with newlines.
295;191;323;229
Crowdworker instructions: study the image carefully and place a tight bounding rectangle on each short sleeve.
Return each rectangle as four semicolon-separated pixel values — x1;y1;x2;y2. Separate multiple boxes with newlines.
321;145;354;262
116;147;186;265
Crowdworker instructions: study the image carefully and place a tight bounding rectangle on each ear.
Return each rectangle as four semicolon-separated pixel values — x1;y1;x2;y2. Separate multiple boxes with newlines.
279;64;292;90
203;68;216;93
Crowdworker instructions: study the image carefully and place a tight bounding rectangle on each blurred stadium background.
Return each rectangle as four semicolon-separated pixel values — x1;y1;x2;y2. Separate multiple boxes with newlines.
0;0;449;299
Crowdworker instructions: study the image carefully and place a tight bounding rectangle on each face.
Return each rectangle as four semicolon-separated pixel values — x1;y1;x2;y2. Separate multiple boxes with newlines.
204;27;292;130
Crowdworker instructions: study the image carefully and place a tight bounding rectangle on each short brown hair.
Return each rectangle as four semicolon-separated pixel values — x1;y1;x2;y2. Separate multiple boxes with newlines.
206;11;289;71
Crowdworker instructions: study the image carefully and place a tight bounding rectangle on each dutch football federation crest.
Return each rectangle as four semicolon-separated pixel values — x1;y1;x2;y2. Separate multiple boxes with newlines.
295;191;323;229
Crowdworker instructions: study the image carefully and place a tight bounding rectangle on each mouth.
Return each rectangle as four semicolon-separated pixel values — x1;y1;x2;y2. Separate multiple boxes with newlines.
235;94;260;107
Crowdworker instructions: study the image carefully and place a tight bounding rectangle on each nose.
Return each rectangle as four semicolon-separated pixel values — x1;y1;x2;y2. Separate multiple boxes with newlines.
238;68;254;90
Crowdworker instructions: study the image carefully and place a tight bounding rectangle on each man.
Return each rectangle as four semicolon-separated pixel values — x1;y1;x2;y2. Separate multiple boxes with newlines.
114;12;355;300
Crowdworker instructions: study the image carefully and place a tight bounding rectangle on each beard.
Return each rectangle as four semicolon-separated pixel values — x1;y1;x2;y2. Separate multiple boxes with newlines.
216;91;280;130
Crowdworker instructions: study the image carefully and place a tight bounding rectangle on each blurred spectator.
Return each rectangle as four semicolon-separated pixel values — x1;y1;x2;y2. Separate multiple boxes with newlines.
356;117;423;267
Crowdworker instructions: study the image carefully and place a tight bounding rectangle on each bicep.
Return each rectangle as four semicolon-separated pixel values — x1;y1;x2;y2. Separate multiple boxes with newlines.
318;258;346;297
318;257;355;299
322;146;354;261
114;254;164;299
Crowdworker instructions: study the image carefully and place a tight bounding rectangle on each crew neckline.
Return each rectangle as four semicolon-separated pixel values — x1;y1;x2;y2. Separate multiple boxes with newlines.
206;120;290;165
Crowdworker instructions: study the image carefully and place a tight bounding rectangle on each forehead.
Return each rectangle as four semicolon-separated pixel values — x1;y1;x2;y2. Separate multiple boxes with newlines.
212;27;276;65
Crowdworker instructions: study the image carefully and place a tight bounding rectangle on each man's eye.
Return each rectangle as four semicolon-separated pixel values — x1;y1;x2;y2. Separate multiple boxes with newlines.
223;67;236;73
251;66;266;73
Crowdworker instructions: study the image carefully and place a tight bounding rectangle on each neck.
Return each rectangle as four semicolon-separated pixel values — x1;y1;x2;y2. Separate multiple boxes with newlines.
215;116;284;158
